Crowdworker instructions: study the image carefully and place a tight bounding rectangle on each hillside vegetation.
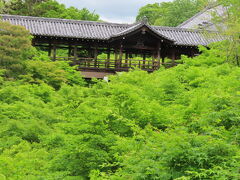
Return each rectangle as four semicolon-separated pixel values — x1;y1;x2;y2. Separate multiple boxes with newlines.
0;0;99;21
0;0;239;179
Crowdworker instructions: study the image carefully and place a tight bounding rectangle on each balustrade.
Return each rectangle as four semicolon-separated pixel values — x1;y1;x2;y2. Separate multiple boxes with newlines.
52;57;175;72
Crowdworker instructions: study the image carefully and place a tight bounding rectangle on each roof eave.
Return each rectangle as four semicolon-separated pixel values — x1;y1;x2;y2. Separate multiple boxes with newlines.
109;23;175;43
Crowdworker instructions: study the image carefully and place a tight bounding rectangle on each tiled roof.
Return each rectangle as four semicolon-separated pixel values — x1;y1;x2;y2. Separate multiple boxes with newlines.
110;20;174;42
177;5;227;31
1;14;225;46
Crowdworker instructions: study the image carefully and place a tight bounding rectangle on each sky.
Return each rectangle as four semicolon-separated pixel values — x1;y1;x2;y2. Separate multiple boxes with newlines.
57;0;172;24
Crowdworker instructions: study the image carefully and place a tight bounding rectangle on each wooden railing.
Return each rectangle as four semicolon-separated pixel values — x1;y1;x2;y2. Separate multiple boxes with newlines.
53;57;176;72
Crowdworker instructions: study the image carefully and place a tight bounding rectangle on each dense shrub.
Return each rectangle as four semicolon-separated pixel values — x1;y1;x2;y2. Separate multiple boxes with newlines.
0;43;240;179
0;21;85;89
0;21;33;78
21;60;85;89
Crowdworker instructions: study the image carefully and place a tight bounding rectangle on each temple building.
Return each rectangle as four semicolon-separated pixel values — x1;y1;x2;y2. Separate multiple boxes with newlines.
1;14;225;78
178;4;227;31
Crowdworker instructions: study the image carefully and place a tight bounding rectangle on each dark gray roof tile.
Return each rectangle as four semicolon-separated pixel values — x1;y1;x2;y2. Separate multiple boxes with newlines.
1;14;225;46
178;5;227;31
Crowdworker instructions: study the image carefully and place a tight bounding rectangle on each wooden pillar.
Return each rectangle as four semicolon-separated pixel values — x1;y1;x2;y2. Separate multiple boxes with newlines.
125;52;128;67
162;57;165;64
68;45;72;58
74;45;78;62
114;48;119;68
32;40;36;46
190;47;194;58
94;44;98;68
157;42;161;69
119;44;123;68
143;53;146;69
114;49;118;60
107;49;111;59
53;44;56;61
129;52;132;68
106;48;111;68
48;43;52;57
87;48;92;67
171;47;176;66
74;46;77;58
152;51;155;70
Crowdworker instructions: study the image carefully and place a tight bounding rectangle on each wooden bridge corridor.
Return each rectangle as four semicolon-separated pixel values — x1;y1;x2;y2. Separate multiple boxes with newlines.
2;14;224;78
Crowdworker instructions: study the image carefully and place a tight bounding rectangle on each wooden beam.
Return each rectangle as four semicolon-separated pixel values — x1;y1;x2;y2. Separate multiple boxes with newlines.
124;45;156;51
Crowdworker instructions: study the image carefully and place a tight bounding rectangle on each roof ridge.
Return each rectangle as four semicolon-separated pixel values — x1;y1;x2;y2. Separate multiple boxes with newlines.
110;22;142;37
1;13;220;34
0;14;131;27
110;22;175;42
153;25;219;33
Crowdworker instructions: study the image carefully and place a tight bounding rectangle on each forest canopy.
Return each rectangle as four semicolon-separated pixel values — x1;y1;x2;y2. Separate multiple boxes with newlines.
136;0;212;26
0;0;100;21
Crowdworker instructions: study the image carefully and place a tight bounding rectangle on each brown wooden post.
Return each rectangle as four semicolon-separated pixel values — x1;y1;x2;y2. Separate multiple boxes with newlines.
119;44;123;68
48;43;52;57
117;42;123;67
157;42;161;69
87;48;92;67
106;48;110;68
114;48;118;69
143;53;146;69
129;52;132;68
125;52;128;67
152;51;156;70
162;57;165;64
53;44;57;61
171;47;176;66
190;47;194;58
32;40;36;46
94;44;98;68
68;45;72;59
74;45;78;65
